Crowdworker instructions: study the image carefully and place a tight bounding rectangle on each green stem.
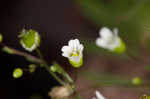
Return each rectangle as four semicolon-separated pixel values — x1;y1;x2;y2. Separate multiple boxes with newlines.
35;49;66;86
2;45;42;64
53;62;74;84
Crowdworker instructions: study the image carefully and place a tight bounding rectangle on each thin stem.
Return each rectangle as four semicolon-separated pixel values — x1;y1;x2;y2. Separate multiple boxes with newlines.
53;62;74;84
2;45;42;64
35;49;66;86
62;71;74;84
74;69;78;83
2;44;66;85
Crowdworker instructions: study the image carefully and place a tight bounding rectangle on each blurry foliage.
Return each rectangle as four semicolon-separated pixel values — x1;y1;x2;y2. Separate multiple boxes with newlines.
83;71;131;86
76;0;150;54
140;94;150;99
83;71;145;87
82;39;128;58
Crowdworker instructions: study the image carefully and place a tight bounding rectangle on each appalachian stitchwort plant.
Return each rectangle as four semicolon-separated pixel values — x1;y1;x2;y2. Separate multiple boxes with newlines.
1;27;150;99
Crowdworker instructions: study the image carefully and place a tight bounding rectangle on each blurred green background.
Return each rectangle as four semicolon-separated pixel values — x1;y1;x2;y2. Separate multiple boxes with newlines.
76;0;150;55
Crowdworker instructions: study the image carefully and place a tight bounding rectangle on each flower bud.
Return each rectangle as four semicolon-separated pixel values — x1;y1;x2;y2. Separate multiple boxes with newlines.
13;68;23;78
19;29;40;52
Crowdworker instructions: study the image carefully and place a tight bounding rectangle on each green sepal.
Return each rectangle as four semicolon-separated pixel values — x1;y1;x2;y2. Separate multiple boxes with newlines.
114;39;126;54
19;29;40;52
13;68;23;78
69;56;83;68
131;77;142;85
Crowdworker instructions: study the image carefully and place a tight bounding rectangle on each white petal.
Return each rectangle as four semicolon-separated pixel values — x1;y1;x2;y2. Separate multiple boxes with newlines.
68;40;74;48
74;39;80;46
61;46;71;52
99;27;113;40
73;39;78;51
96;38;108;48
61;46;72;57
95;90;106;99
79;44;84;52
62;53;69;57
113;28;118;36
68;39;81;51
107;37;121;51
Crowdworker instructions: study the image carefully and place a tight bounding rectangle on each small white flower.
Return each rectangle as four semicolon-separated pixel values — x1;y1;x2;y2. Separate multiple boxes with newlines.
96;27;126;53
61;39;84;68
92;90;106;99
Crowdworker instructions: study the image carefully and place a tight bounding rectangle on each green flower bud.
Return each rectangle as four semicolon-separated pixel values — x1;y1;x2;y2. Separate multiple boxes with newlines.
50;65;57;72
50;64;62;74
19;29;40;52
131;77;142;85
29;64;36;73
13;68;23;78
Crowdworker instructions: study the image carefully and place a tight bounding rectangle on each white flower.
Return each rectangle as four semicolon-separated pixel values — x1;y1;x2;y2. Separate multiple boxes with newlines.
92;90;106;99
61;39;84;68
96;27;126;53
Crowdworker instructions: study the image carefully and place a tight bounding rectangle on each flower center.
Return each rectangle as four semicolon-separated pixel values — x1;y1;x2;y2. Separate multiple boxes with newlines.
70;51;79;57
